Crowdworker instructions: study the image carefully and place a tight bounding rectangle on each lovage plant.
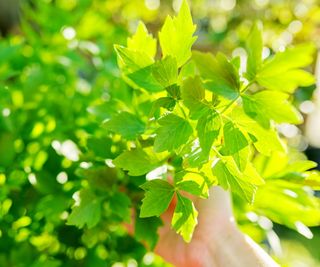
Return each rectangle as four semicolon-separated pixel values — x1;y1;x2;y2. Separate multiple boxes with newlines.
106;0;320;244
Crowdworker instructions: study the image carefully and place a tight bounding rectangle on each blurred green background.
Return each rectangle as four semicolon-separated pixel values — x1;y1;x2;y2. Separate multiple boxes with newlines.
1;0;320;266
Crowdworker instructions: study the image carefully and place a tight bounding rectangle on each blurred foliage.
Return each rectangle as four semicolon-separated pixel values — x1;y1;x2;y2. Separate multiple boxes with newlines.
0;0;320;266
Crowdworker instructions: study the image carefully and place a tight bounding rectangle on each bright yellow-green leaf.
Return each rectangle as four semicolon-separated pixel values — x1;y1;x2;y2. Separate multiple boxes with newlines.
257;43;316;92
114;45;153;74
242;91;302;125
159;0;197;67
171;193;198;242
230;107;285;156
127;22;157;59
212;158;257;203
246;22;263;80
152;56;178;87
197;110;221;156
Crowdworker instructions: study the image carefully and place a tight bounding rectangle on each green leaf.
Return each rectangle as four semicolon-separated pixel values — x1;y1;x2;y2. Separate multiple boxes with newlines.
179;60;197;81
135;216;163;250
220;121;249;171
197;110;221;156
258;69;314;93
254;180;320;229
212;158;257;203
109;192;131;222
140;179;175;218
166;84;181;99
104;112;145;140
183;143;210;168
246;22;263;80
154;114;193;152
127;65;163;92
176;172;209;198
114;45;153;73
150;97;176;115
171;193;198;242
152;56;178;87
282;160;318;174
221;121;248;154
67;189;102;228
159;0;197;67
230;107;284;156
193;51;240;99
242;91;302;125
256;43;315;92
127;22;157;59
125;56;178;92
181;76;210;119
113;148;165;176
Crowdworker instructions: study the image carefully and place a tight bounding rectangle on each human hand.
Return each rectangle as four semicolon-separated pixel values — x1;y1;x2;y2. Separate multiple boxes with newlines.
155;186;279;267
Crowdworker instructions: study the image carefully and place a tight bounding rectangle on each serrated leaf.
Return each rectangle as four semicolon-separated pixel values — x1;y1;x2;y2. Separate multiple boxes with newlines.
282;160;318;174
259;43;315;75
258;69;314;93
183;143;209;168
254;179;320;229
197;110;221;156
256;43;315;92
104;111;145;140
113;148;165;176
193;51;240;100
171;193;198;242
220;121;249;171
246;22;263;80
140;179;175;218
221;121;248;154
212;158;257;203
114;45;153;73
67;189;102;228
179;60;197;81
230;107;284;156
166;84;181;99
127;64;163;92
181;76;210;119
127;22;157;59
150;97;176;115
176;172;209;198
152;56;178;87
159;0;197;67
154;114;193;152
242;91;302;126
